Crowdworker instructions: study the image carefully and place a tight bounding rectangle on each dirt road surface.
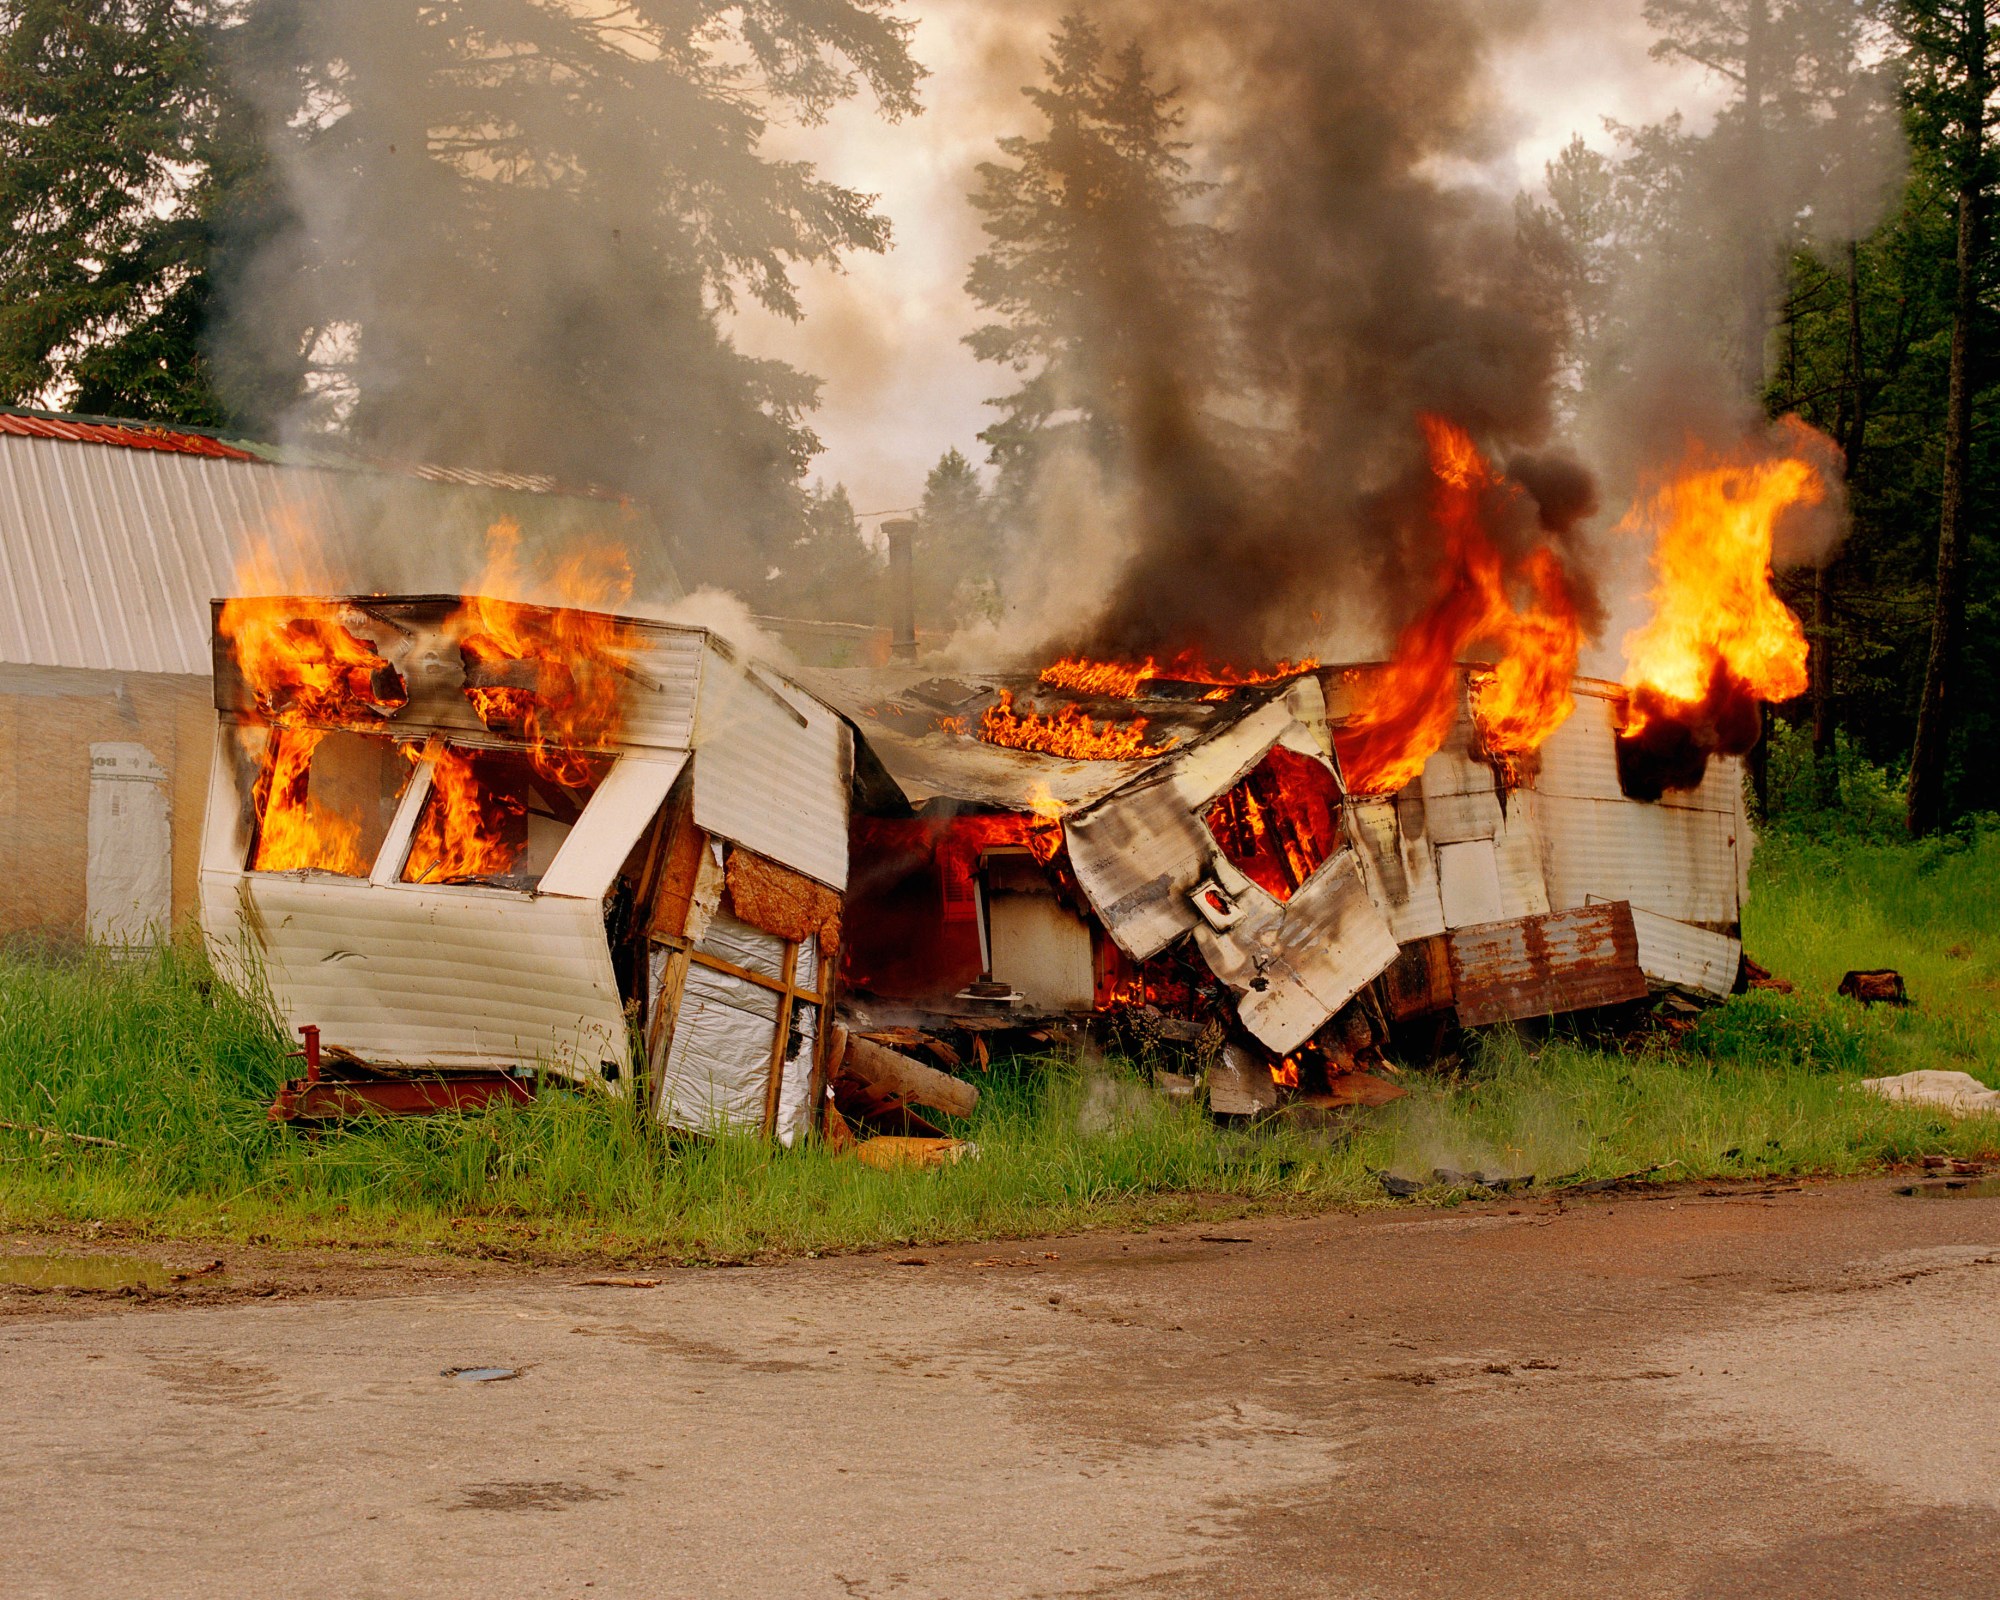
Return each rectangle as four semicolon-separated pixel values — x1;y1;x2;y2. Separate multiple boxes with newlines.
4;1178;1998;1599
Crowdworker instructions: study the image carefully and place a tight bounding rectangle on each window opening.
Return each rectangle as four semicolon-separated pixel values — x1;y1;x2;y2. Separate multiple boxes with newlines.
1203;745;1344;901
401;744;610;890
247;728;414;877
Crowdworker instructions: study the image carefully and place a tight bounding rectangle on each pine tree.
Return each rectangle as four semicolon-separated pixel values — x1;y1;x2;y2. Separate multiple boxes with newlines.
963;9;1217;499
912;446;997;628
0;0;263;424
224;0;922;591
1902;0;1995;834
766;481;881;625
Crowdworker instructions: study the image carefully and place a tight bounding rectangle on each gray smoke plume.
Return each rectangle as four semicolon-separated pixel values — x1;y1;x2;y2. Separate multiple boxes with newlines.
1020;0;1900;670
210;0;922;601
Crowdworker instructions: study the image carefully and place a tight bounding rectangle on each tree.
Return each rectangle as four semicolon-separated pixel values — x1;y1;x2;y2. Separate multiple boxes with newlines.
0;0;265;424
765;481;881;625
963;9;1217;499
912;447;998;629
225;0;923;591
1903;0;1995;835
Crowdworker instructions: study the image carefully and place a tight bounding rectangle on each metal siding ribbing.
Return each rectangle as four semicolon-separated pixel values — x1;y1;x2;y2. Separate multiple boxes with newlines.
0;434;683;676
1537;791;1742;927
692;648;852;889
203;870;628;1076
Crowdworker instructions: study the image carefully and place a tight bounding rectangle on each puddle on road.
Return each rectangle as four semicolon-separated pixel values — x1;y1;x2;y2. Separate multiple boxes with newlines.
0;1254;172;1290
1894;1178;2000;1200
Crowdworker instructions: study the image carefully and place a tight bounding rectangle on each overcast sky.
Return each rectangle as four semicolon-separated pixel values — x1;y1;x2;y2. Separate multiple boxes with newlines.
728;0;1728;529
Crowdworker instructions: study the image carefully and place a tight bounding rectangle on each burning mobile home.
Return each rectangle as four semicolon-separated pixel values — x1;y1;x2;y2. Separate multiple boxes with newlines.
201;589;849;1143
813;653;1746;1105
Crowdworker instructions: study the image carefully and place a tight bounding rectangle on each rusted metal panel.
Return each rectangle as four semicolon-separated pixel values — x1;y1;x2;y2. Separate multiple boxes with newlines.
1447;902;1648;1026
1378;934;1455;1021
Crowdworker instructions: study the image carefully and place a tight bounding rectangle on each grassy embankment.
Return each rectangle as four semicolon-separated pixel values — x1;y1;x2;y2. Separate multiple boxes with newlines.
1;830;1995;1261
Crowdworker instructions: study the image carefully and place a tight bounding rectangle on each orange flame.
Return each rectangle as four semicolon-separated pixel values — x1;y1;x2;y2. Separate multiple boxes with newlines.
1026;781;1065;864
979;690;1178;760
1203;746;1343;901
1615;422;1824;795
1334;416;1583;793
1270;1056;1301;1089
219;561;410;875
447;523;639;788
246;728;370;874
1036;652;1319;698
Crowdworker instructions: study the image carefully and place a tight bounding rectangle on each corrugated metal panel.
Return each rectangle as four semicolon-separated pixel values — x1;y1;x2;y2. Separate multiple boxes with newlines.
1447;902;1648;1026
0;410;257;460
1065;770;1214;961
691;648;851;890
622;627;704;751
1536;688;1748;815
1194;851;1399;1054
539;753;688;900
1629;905;1741;996
1538;792;1742;927
201;870;628;1077
0;433;681;676
1345;794;1446;942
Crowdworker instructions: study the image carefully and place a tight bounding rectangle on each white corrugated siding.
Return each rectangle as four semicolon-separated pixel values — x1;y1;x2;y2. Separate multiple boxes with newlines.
691;648;851;889
0;434;680;675
1629;905;1741;996
202;870;629;1076
1538;792;1742;927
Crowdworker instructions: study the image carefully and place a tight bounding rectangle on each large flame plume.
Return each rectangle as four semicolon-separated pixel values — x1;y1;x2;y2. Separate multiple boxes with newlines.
1333;417;1584;794
1615;419;1828;799
219;548;411;874
449;522;639;787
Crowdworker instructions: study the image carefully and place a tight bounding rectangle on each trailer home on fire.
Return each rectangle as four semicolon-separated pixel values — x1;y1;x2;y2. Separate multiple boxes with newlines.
0;408;680;946
203;592;849;1142
203;579;1751;1131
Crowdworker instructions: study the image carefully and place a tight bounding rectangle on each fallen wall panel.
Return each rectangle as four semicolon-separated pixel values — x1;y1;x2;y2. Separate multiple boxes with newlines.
1447;902;1647;1026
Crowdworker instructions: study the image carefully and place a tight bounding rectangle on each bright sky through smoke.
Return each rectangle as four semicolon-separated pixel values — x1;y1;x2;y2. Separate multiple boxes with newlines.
728;0;1728;524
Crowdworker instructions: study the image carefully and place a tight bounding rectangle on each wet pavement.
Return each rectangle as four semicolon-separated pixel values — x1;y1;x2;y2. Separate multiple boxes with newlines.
4;1176;1998;1598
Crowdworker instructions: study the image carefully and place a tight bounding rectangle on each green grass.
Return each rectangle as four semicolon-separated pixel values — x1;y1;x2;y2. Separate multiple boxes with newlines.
2;828;1996;1262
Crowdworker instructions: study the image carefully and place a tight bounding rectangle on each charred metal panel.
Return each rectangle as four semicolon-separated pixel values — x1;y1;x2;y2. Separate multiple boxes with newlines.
1534;687;1748;815
1379;935;1455;1021
1447;902;1647;1026
1345;794;1447;943
1064;771;1215;961
1629;905;1740;997
1418;729;1504;845
1194;852;1399;1054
